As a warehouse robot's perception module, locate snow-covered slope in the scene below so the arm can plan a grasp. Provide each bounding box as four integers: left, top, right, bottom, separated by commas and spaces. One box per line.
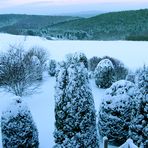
0, 33, 148, 70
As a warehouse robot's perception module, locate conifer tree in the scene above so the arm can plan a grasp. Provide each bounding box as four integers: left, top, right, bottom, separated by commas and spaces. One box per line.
48, 59, 56, 76
54, 62, 99, 147
130, 66, 148, 147
1, 97, 39, 148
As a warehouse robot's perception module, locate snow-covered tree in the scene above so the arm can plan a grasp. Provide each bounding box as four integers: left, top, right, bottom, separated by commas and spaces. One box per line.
54, 61, 68, 145
98, 80, 136, 145
102, 56, 128, 81
48, 59, 56, 76
1, 97, 39, 148
31, 55, 42, 80
66, 52, 88, 69
0, 45, 47, 96
88, 56, 101, 71
94, 59, 115, 88
130, 66, 148, 147
54, 62, 99, 147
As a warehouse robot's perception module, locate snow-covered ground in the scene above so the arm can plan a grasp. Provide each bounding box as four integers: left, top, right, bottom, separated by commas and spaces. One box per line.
0, 33, 147, 147
0, 33, 148, 70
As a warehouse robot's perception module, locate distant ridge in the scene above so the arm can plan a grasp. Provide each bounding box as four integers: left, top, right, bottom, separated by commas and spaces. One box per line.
0, 14, 80, 37
0, 9, 148, 40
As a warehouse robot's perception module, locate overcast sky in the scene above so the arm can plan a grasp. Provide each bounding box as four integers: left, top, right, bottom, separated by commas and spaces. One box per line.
0, 0, 148, 15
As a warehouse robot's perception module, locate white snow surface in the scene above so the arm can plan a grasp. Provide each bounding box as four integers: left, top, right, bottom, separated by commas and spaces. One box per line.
0, 33, 148, 70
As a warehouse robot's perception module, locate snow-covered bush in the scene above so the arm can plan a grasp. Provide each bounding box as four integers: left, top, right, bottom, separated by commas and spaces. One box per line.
26, 46, 48, 69
48, 59, 56, 76
24, 46, 48, 79
88, 56, 101, 71
66, 52, 88, 68
102, 56, 128, 81
130, 66, 148, 147
1, 97, 39, 148
98, 80, 136, 145
54, 62, 99, 147
94, 59, 115, 88
31, 55, 42, 80
0, 45, 42, 96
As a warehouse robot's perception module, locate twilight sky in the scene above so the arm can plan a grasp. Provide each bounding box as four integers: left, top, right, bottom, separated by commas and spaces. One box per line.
0, 0, 148, 15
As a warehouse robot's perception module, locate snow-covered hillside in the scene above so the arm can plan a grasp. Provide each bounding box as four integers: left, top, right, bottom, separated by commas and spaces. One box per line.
0, 33, 148, 70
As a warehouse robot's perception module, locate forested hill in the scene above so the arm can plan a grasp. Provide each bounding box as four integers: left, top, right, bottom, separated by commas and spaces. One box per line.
0, 9, 148, 40
44, 9, 148, 40
0, 14, 80, 37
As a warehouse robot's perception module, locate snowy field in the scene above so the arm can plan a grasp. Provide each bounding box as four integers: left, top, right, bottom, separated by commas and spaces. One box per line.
0, 33, 148, 70
0, 33, 148, 148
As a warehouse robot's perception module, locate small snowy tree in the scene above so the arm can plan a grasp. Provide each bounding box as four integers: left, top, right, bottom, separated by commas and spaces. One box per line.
54, 62, 99, 147
98, 80, 136, 145
1, 97, 39, 148
94, 59, 115, 88
48, 59, 56, 76
66, 52, 88, 69
31, 55, 42, 80
102, 56, 128, 81
130, 66, 148, 147
26, 46, 48, 69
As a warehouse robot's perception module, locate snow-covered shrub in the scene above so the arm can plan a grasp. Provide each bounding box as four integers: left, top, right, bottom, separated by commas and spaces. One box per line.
88, 56, 101, 71
31, 55, 42, 80
66, 52, 88, 68
130, 66, 148, 147
98, 80, 136, 145
24, 46, 48, 79
26, 46, 48, 69
48, 59, 56, 76
0, 45, 42, 96
54, 62, 99, 147
102, 56, 128, 81
1, 97, 39, 148
94, 59, 115, 88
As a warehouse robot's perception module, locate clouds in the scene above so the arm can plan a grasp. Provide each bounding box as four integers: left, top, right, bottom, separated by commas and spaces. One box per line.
0, 0, 148, 15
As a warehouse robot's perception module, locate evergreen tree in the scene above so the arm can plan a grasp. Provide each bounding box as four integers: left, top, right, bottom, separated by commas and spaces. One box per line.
94, 59, 115, 88
66, 52, 88, 69
54, 62, 99, 147
130, 66, 148, 147
48, 59, 56, 76
102, 56, 128, 81
1, 97, 39, 148
98, 80, 136, 145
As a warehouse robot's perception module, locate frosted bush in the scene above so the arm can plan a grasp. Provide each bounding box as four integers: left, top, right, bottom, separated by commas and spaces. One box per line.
98, 80, 136, 145
1, 97, 39, 148
94, 59, 115, 88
